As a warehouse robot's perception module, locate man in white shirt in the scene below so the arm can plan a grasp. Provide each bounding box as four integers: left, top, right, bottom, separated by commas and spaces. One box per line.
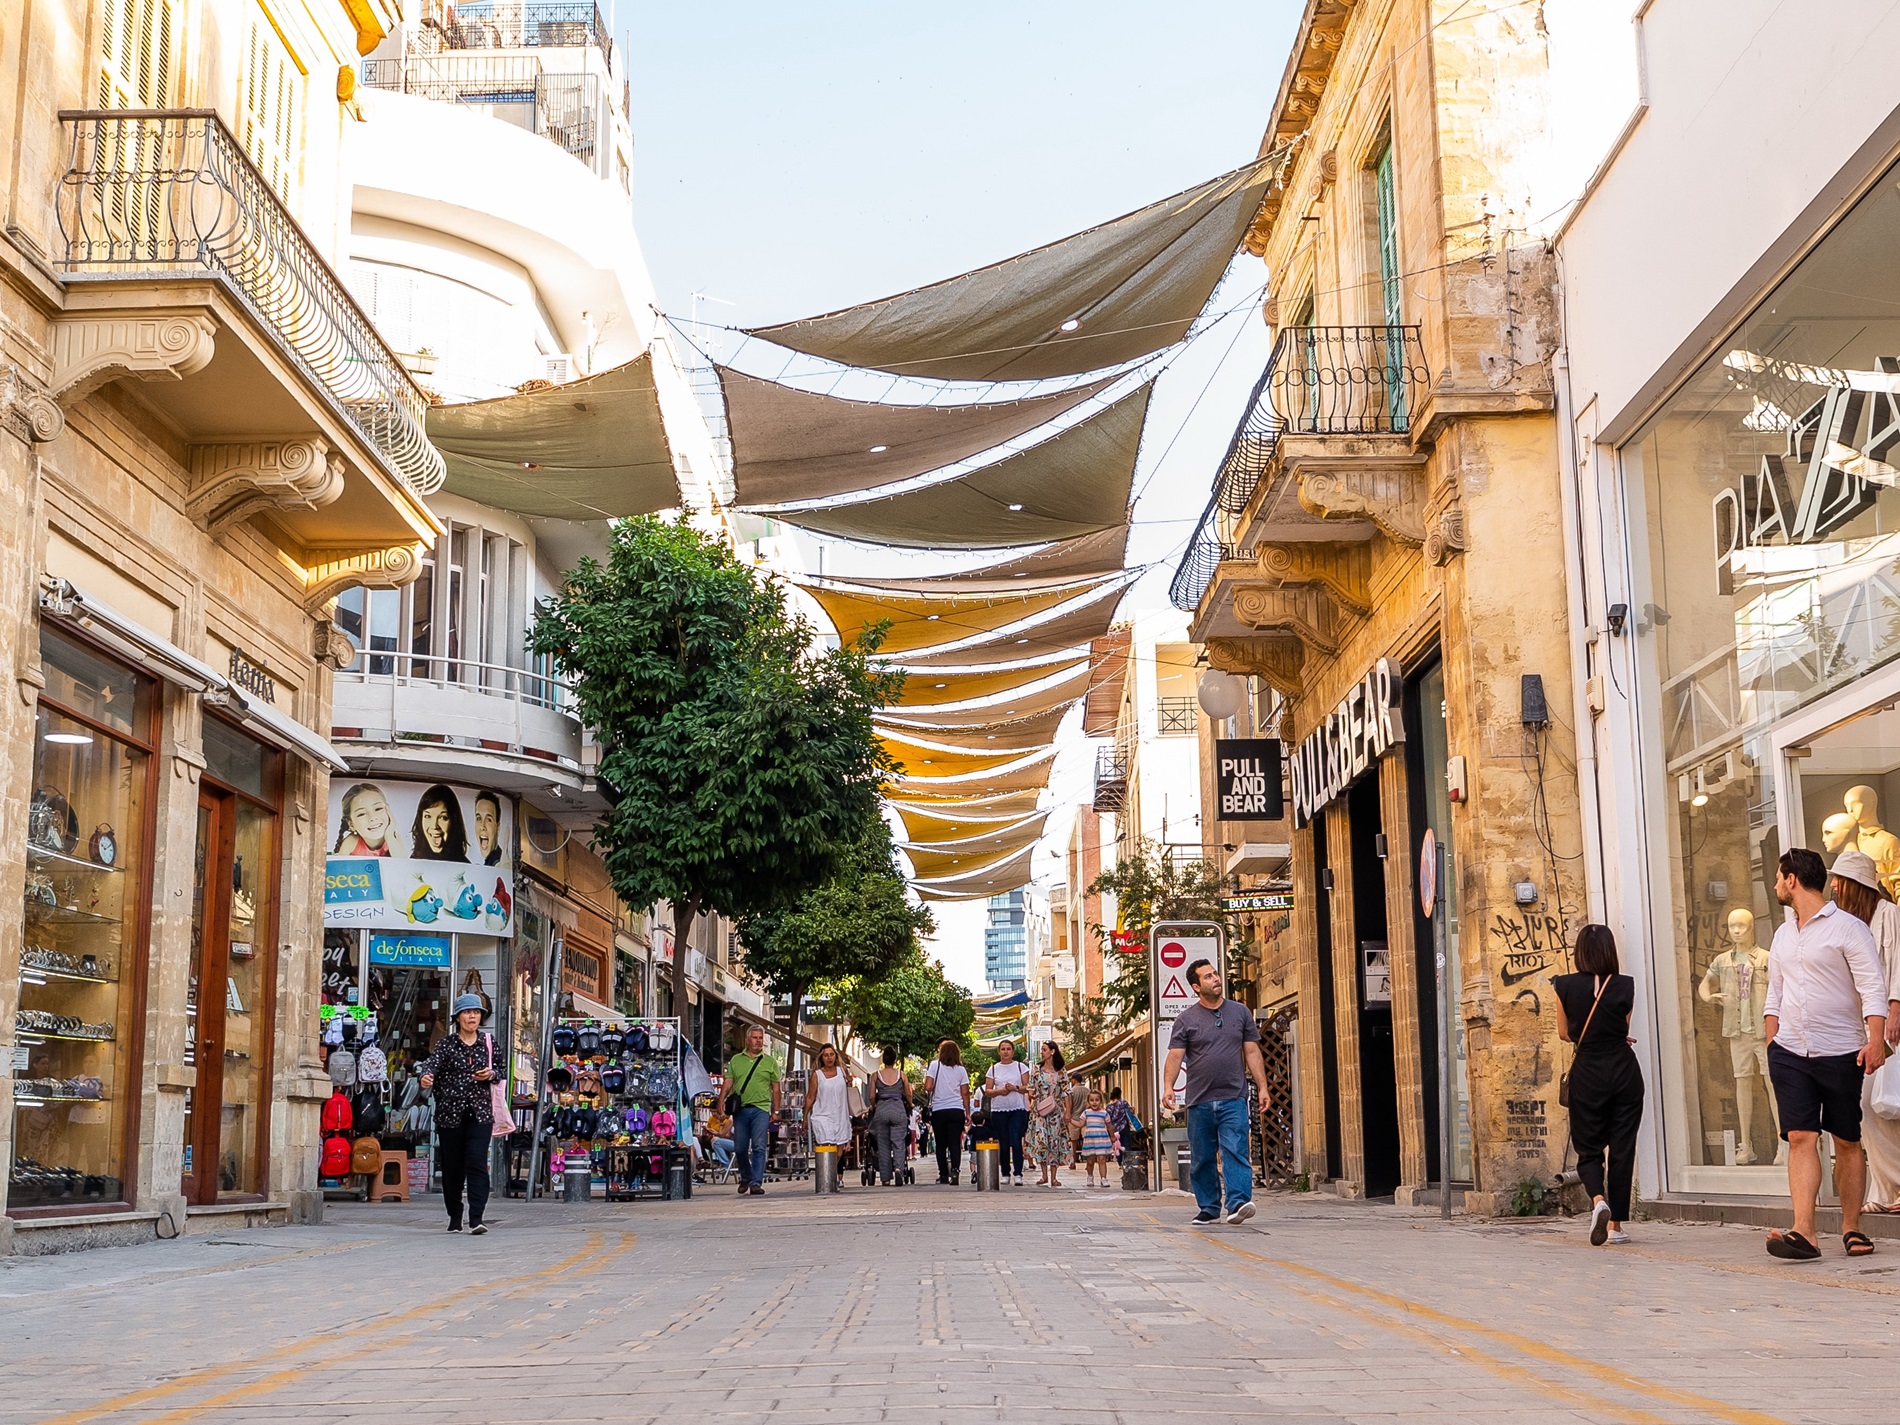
1764, 847, 1889, 1260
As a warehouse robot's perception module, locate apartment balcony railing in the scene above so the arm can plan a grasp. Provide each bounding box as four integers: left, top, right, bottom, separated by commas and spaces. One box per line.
332, 654, 584, 772
1157, 696, 1197, 735
417, 1, 613, 59
360, 55, 601, 166
1170, 323, 1427, 612
1092, 745, 1128, 814
55, 110, 445, 497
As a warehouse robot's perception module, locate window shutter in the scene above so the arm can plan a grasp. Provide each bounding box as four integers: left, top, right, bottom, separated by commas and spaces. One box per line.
239, 2, 304, 202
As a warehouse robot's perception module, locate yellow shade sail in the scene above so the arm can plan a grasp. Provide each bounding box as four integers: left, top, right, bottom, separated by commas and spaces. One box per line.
803, 577, 1114, 655
904, 831, 1044, 883
893, 658, 1088, 709
886, 577, 1129, 668
912, 844, 1038, 901
896, 809, 1050, 847
888, 786, 1047, 817
877, 705, 1069, 751
880, 734, 1046, 780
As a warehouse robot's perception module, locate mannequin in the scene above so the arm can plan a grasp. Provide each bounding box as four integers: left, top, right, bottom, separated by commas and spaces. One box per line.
1846, 786, 1900, 900
1823, 812, 1858, 855
1698, 907, 1778, 1165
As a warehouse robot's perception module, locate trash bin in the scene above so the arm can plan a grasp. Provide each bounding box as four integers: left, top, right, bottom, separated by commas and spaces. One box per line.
663, 1146, 693, 1201
972, 1141, 1000, 1191
563, 1158, 593, 1203
1175, 1146, 1192, 1192
813, 1144, 840, 1194
1121, 1156, 1148, 1192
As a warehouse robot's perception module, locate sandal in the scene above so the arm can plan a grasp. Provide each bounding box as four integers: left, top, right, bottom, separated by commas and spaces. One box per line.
1766, 1229, 1821, 1260
1844, 1230, 1876, 1257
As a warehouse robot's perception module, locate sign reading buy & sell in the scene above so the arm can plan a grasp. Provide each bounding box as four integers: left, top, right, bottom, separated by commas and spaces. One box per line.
324, 780, 514, 935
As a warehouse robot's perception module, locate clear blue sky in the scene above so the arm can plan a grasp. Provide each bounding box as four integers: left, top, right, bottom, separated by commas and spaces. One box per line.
620, 1, 1301, 991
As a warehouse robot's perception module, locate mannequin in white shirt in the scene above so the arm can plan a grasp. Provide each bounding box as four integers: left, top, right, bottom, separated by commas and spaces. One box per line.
1698, 908, 1778, 1163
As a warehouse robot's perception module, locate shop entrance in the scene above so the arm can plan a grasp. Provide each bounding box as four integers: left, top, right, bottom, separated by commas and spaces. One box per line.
1312, 812, 1344, 1181
1347, 774, 1402, 1198
180, 749, 279, 1204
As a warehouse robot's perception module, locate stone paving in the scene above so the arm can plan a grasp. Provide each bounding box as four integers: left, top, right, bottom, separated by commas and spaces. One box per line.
3, 1181, 1897, 1424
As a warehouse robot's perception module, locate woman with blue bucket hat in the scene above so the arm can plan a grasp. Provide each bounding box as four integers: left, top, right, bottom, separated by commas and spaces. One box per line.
419, 992, 502, 1234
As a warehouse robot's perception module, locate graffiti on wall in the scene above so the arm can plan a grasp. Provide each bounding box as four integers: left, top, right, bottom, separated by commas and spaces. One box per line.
1504, 1097, 1549, 1161
1491, 910, 1569, 986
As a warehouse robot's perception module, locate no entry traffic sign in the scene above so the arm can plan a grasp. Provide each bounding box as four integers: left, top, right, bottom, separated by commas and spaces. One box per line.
1151, 924, 1219, 1027
1159, 940, 1187, 969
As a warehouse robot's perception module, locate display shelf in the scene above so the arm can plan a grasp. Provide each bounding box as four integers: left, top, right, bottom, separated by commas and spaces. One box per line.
12, 1092, 109, 1106
18, 963, 117, 986
26, 844, 123, 874
12, 1028, 115, 1045
24, 903, 121, 927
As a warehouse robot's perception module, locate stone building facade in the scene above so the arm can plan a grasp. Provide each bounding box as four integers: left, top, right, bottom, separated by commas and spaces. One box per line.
1175, 0, 1624, 1208
0, 0, 438, 1252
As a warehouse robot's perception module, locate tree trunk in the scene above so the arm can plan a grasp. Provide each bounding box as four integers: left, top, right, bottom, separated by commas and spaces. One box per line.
787, 979, 808, 1071
671, 897, 697, 1031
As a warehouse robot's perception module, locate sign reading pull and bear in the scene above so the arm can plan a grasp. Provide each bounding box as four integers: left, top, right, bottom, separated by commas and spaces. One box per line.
1287, 657, 1405, 828
1214, 738, 1284, 821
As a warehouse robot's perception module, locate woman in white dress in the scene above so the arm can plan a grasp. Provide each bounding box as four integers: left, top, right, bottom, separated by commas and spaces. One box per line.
1830, 850, 1900, 1211
808, 1044, 858, 1192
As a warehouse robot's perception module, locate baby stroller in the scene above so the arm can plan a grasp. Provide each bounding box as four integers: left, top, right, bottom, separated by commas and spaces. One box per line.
858, 1111, 918, 1186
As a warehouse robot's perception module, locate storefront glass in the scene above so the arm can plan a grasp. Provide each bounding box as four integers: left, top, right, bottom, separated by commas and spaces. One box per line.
1415, 663, 1472, 1183
1623, 156, 1900, 1180
13, 629, 154, 1210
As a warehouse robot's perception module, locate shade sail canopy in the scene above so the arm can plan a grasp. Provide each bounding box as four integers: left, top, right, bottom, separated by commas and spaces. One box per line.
912, 844, 1037, 901
896, 808, 1049, 847
899, 818, 1049, 857
724, 366, 1114, 506
747, 158, 1281, 381
817, 527, 1132, 595
884, 578, 1129, 668
893, 746, 1056, 792
881, 733, 1044, 780
1082, 625, 1132, 736
885, 662, 1093, 726
877, 705, 1069, 750
889, 786, 1047, 817
802, 574, 1117, 656
426, 353, 679, 519
778, 383, 1151, 549
893, 657, 1088, 709
904, 827, 1044, 882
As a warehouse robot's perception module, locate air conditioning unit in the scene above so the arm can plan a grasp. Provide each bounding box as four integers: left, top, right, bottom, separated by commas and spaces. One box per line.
544, 353, 576, 384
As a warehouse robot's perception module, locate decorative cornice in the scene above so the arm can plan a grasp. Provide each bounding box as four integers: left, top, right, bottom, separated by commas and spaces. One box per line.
2, 365, 64, 442
48, 312, 217, 401
1296, 463, 1427, 547
1425, 503, 1467, 566
1258, 542, 1372, 615
1206, 634, 1305, 700
188, 439, 345, 535
1232, 582, 1347, 655
302, 543, 425, 613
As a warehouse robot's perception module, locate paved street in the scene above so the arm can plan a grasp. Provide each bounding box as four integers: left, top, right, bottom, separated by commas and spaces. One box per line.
3, 1185, 1896, 1424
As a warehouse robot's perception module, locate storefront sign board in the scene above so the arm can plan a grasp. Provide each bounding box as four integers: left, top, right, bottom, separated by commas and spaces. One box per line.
1221, 891, 1293, 913
368, 933, 452, 968
1214, 738, 1284, 820
324, 780, 514, 935
1287, 658, 1405, 828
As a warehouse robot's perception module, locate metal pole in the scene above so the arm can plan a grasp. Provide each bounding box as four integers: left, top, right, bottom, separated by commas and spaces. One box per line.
1436, 844, 1453, 1221
525, 931, 564, 1201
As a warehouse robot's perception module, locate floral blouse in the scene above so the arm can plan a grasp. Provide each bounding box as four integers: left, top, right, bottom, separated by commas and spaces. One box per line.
419, 1032, 495, 1129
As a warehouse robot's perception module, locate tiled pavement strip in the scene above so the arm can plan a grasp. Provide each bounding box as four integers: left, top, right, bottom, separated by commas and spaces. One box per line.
2, 1186, 1896, 1424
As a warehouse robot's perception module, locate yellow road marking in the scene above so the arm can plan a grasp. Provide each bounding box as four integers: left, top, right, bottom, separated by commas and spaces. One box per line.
1186, 1231, 1789, 1425
41, 1230, 634, 1425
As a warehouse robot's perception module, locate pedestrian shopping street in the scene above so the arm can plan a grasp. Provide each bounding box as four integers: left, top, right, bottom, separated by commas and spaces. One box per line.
3, 1187, 1891, 1425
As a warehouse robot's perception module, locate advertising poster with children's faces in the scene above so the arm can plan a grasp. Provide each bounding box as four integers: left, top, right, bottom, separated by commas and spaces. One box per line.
324, 780, 514, 936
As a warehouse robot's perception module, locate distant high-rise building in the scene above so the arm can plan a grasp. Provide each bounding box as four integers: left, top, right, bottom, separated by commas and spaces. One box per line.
985, 890, 1029, 989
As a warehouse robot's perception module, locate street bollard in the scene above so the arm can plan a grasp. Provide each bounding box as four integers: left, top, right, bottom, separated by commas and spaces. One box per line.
813, 1144, 840, 1194
972, 1141, 1000, 1191
563, 1159, 592, 1203
1175, 1146, 1192, 1192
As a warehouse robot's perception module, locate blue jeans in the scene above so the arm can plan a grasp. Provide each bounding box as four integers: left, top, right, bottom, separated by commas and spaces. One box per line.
990, 1108, 1028, 1177
1186, 1098, 1253, 1214
711, 1137, 734, 1169
733, 1106, 770, 1187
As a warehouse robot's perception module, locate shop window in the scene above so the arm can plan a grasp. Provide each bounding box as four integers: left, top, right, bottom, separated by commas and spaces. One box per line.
13, 629, 156, 1212
1625, 154, 1900, 1177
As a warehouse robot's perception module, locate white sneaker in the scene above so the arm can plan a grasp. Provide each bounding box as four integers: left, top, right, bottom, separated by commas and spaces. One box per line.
1013, 1175, 1024, 1186
1607, 1229, 1631, 1245
1589, 1200, 1611, 1246
1225, 1201, 1257, 1225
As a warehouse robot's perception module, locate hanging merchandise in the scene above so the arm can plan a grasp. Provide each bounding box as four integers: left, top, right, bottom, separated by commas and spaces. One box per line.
528, 1017, 690, 1203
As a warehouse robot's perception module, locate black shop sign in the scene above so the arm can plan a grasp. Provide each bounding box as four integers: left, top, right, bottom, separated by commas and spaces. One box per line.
1215, 738, 1284, 821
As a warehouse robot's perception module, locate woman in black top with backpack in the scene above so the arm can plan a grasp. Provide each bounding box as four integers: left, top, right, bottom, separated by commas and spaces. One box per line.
1554, 924, 1645, 1246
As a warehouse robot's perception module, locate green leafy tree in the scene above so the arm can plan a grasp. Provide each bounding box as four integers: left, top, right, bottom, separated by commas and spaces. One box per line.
530, 517, 902, 1015
1054, 993, 1113, 1061
838, 950, 975, 1062
1086, 838, 1255, 1027
735, 810, 934, 1063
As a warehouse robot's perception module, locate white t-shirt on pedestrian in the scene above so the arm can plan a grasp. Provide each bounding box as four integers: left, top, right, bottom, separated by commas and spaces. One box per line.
927, 1062, 969, 1112
986, 1060, 1028, 1112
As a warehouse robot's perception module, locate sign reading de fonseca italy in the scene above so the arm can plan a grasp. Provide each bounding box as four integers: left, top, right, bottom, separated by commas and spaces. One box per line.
1288, 657, 1404, 828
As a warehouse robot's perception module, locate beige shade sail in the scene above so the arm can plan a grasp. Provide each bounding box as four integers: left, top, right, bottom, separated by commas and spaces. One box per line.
904, 828, 1044, 883
1082, 625, 1133, 736
912, 844, 1037, 901
802, 574, 1117, 656
876, 704, 1069, 750
778, 383, 1151, 549
896, 808, 1049, 847
426, 353, 680, 520
889, 786, 1047, 817
724, 366, 1115, 506
880, 733, 1045, 781
893, 657, 1088, 709
884, 578, 1130, 668
813, 527, 1132, 596
898, 817, 1049, 857
747, 157, 1283, 381
884, 663, 1093, 726
894, 746, 1056, 790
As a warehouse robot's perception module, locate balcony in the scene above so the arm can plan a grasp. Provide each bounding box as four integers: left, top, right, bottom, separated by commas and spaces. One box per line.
1157, 695, 1197, 735
1092, 745, 1128, 814
415, 1, 614, 58
51, 110, 444, 568
361, 55, 601, 167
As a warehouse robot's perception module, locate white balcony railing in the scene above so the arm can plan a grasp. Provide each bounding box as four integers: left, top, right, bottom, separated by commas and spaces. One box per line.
332, 655, 583, 771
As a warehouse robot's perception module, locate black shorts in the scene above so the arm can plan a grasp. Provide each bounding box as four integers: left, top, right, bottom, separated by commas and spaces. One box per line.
1767, 1041, 1864, 1142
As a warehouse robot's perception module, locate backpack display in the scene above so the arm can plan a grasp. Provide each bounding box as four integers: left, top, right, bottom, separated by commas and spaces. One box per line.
356, 1044, 388, 1084
320, 1090, 353, 1133
320, 1134, 354, 1177
327, 1048, 357, 1087
350, 1136, 383, 1175
352, 1088, 386, 1136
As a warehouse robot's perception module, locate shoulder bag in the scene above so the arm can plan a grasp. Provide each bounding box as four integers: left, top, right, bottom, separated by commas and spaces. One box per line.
1034, 1070, 1064, 1119
1557, 977, 1607, 1109
486, 1035, 513, 1137
724, 1055, 764, 1119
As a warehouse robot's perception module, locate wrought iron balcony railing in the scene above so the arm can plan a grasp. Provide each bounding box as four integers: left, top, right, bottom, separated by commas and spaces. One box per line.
417, 1, 613, 58
1157, 696, 1197, 735
360, 55, 601, 166
1169, 323, 1428, 612
55, 110, 446, 498
1093, 745, 1128, 814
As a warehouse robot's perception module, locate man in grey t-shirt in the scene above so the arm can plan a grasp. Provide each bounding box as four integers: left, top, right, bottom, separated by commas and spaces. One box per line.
1164, 958, 1271, 1226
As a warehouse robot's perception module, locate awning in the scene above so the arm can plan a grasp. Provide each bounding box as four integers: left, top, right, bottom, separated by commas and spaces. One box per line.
724, 365, 1114, 506
747, 156, 1284, 381
893, 657, 1089, 710
225, 691, 350, 772
882, 578, 1129, 668
880, 733, 1045, 781
1066, 1018, 1149, 1076
1082, 625, 1132, 737
813, 527, 1131, 595
972, 989, 1031, 1012
895, 809, 1050, 848
425, 353, 679, 520
877, 704, 1069, 751
801, 574, 1117, 656
777, 383, 1150, 549
912, 843, 1037, 901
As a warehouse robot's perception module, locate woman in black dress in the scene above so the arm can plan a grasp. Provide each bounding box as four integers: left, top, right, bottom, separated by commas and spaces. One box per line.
1554, 925, 1645, 1246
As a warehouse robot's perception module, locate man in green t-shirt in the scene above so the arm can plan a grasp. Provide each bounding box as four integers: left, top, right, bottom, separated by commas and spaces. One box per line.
725, 1025, 782, 1195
